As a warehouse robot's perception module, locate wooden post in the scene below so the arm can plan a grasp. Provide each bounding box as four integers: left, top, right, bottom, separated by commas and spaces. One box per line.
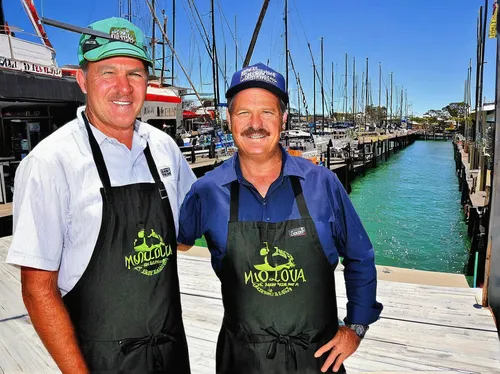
371, 139, 376, 167
191, 146, 196, 164
362, 138, 366, 176
327, 139, 332, 169
483, 7, 500, 321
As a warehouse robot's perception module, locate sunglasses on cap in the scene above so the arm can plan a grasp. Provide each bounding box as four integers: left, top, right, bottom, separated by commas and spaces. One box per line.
81, 35, 148, 54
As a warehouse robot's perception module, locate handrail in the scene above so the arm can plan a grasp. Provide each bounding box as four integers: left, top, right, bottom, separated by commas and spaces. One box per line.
0, 25, 56, 54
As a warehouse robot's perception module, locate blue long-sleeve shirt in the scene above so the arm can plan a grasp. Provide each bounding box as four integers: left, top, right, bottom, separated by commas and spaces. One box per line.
178, 147, 383, 325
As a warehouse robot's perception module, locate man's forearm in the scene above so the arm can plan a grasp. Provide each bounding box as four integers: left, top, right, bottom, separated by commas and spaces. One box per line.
22, 270, 88, 373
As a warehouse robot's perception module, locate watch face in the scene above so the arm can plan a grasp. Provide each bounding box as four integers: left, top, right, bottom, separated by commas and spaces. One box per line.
347, 324, 368, 339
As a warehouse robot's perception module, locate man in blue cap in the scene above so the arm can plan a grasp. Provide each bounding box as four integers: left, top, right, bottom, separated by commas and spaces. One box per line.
8, 17, 194, 373
178, 62, 383, 373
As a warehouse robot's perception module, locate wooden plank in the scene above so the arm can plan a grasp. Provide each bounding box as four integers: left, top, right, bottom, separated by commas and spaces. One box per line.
0, 203, 12, 218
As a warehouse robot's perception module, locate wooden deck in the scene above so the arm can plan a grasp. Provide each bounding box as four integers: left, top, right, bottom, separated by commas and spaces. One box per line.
0, 203, 12, 219
1, 236, 499, 373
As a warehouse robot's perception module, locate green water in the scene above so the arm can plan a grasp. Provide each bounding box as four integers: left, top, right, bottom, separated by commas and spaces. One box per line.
349, 140, 470, 274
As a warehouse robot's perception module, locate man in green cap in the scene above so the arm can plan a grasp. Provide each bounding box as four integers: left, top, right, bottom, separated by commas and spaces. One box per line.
7, 17, 195, 373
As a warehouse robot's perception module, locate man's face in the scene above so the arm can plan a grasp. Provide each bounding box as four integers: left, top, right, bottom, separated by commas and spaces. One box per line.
76, 56, 148, 130
227, 88, 287, 157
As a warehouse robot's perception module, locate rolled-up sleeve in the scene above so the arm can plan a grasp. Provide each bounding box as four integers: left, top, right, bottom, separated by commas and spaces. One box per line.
7, 156, 68, 270
177, 186, 202, 246
331, 176, 383, 325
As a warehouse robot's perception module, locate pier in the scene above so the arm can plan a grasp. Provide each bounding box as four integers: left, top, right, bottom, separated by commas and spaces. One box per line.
453, 138, 490, 290
325, 133, 418, 192
1, 237, 499, 373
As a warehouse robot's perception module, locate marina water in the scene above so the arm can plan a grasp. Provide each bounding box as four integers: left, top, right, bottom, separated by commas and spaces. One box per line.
349, 140, 470, 274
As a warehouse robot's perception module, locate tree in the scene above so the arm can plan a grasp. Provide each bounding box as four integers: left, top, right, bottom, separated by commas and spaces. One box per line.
442, 102, 467, 118
365, 105, 387, 125
424, 109, 450, 120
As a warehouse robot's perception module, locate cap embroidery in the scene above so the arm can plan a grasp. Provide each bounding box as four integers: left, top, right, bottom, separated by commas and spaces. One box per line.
109, 27, 137, 45
240, 66, 278, 85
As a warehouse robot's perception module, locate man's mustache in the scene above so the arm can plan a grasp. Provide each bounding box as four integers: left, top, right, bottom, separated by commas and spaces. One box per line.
241, 127, 270, 137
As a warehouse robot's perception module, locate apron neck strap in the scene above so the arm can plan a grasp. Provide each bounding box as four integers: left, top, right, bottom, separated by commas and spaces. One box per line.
289, 176, 311, 218
82, 112, 112, 192
143, 145, 169, 200
229, 176, 310, 222
229, 182, 240, 221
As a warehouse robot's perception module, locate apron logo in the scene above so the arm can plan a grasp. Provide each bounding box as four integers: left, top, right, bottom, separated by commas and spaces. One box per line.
160, 167, 171, 177
289, 227, 306, 238
244, 242, 306, 297
125, 228, 172, 276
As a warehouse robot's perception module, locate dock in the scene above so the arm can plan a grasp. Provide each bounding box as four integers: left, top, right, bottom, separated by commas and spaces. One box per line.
1, 237, 499, 373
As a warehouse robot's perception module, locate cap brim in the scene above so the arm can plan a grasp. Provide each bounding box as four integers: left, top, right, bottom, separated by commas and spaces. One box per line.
225, 80, 289, 105
84, 41, 152, 65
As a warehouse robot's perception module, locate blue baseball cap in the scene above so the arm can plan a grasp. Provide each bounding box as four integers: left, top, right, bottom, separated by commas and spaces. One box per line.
225, 63, 289, 105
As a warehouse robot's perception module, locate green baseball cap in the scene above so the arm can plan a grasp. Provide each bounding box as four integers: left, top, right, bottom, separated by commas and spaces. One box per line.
78, 17, 152, 66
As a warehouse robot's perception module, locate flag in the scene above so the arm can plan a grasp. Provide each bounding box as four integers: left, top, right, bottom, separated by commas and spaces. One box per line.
489, 0, 498, 38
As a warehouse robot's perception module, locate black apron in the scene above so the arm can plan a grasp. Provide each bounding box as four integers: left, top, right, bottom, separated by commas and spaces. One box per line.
63, 114, 190, 373
216, 176, 344, 374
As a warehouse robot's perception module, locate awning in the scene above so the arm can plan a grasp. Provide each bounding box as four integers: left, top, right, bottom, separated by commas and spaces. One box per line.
0, 69, 85, 103
183, 110, 199, 119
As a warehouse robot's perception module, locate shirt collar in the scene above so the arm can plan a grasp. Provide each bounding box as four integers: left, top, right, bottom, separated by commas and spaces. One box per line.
76, 105, 149, 146
221, 144, 307, 186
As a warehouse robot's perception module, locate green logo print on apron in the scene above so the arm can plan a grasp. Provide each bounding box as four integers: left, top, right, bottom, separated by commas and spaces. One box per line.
244, 241, 307, 297
126, 228, 173, 276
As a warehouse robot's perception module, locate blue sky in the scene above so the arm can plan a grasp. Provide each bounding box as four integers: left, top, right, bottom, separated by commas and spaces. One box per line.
4, 0, 497, 116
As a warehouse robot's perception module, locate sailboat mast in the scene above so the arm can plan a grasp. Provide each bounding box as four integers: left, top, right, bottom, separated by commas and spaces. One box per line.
285, 0, 289, 129
352, 57, 356, 128
378, 62, 381, 126
224, 45, 227, 92
361, 71, 365, 120
321, 37, 324, 132
405, 89, 408, 122
161, 10, 166, 86
331, 62, 334, 118
385, 87, 389, 130
172, 0, 176, 85
344, 53, 347, 122
211, 0, 218, 117
235, 15, 238, 71
313, 61, 316, 127
365, 57, 368, 129
151, 0, 156, 75
298, 71, 301, 122
390, 72, 393, 128
243, 1, 270, 67
400, 88, 404, 126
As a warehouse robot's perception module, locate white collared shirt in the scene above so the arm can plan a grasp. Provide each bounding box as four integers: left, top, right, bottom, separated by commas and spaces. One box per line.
7, 106, 197, 295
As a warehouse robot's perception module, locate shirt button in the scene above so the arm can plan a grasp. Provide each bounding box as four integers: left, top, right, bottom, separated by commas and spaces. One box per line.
262, 201, 267, 206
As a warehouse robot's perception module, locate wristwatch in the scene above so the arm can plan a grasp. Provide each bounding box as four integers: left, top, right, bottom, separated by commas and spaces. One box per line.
343, 320, 369, 339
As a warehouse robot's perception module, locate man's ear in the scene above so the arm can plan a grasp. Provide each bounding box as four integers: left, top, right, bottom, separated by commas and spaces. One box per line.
76, 69, 87, 94
226, 109, 232, 132
282, 111, 288, 130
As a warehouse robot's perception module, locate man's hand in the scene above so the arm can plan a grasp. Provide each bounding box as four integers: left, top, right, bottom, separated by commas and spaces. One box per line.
314, 326, 361, 372
177, 243, 193, 252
